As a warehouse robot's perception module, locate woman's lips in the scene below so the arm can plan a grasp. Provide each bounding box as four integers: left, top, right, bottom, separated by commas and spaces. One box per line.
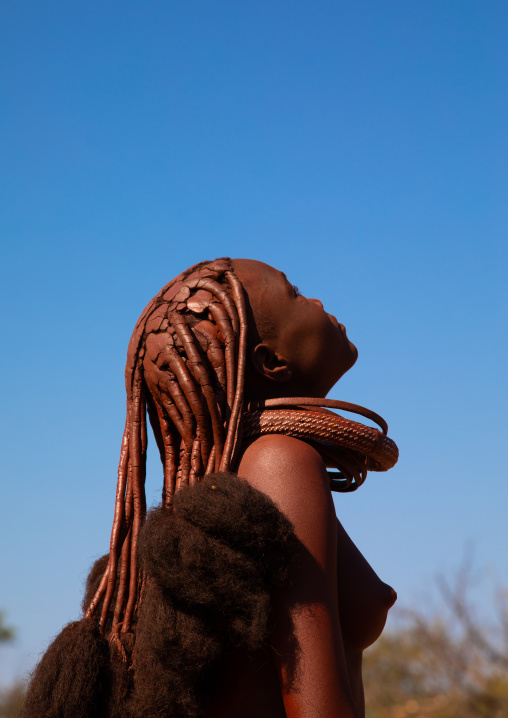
329, 314, 349, 338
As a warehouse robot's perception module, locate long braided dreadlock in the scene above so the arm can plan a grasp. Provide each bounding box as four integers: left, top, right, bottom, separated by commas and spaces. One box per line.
85, 258, 249, 642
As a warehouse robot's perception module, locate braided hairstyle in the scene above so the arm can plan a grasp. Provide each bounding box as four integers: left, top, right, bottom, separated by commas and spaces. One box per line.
85, 258, 249, 644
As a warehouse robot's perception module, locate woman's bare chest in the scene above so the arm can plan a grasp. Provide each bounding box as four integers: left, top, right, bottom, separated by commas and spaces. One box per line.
336, 518, 397, 651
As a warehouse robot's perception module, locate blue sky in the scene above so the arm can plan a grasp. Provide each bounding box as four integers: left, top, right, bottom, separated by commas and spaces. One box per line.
1, 0, 507, 682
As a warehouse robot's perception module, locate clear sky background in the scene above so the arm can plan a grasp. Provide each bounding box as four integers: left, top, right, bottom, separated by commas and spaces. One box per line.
1, 0, 507, 684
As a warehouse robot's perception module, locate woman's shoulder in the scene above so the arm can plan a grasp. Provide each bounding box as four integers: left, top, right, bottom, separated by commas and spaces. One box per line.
238, 434, 328, 491
239, 433, 327, 467
237, 435, 336, 554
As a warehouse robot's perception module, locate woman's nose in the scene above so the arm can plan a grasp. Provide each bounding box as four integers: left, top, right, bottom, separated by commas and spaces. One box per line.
309, 298, 324, 309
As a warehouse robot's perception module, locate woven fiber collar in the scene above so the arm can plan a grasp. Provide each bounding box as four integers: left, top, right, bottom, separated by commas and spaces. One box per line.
242, 397, 399, 492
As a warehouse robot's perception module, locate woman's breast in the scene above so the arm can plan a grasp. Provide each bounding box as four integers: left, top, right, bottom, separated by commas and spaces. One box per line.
336, 518, 397, 652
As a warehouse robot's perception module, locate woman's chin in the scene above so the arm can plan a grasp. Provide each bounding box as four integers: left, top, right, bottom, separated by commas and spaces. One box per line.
349, 341, 359, 366
332, 347, 358, 387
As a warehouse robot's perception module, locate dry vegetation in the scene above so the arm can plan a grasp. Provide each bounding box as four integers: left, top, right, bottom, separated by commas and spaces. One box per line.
364, 562, 508, 718
0, 684, 24, 718
0, 613, 23, 718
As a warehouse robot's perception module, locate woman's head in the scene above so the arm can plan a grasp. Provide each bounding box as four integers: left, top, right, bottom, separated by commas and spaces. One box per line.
129, 257, 356, 495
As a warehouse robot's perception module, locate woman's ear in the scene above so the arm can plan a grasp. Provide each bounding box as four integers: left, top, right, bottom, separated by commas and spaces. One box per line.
250, 343, 293, 383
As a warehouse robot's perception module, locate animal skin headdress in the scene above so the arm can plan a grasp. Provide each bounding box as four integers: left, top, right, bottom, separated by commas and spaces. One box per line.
85, 258, 398, 648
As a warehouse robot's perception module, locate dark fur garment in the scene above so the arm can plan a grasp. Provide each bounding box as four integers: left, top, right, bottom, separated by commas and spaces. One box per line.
22, 472, 301, 718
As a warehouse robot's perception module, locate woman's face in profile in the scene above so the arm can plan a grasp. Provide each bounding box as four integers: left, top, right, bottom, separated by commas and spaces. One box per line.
232, 259, 358, 397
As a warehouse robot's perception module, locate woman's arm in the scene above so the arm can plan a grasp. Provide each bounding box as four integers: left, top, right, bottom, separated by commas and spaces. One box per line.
238, 434, 360, 718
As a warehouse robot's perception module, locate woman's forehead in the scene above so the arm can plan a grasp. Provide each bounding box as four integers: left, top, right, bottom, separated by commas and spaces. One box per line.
232, 258, 288, 290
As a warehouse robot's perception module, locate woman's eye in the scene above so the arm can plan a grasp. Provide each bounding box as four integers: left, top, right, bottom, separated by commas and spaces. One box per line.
292, 285, 301, 297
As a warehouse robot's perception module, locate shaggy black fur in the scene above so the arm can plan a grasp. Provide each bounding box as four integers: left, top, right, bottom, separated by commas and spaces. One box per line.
21, 619, 111, 718
22, 473, 301, 718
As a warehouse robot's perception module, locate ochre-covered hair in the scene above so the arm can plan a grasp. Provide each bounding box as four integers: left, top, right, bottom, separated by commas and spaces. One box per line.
85, 258, 249, 645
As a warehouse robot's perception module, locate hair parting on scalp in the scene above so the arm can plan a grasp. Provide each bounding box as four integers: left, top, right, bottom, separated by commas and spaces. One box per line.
85, 259, 249, 646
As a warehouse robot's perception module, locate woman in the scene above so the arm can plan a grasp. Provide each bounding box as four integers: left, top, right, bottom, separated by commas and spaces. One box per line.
23, 258, 398, 718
